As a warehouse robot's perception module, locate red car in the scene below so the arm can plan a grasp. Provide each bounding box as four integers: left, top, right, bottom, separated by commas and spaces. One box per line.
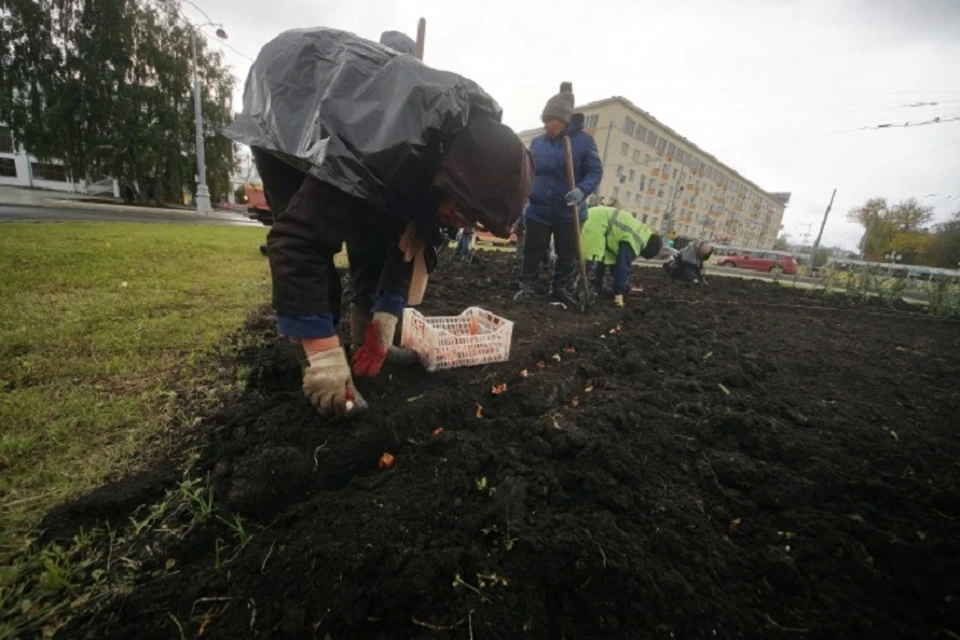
716, 250, 798, 275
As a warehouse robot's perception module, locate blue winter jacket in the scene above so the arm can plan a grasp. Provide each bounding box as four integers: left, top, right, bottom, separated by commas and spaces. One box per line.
524, 115, 603, 225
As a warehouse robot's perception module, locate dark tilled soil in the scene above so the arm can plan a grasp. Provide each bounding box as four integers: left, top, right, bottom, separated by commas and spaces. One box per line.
50, 252, 960, 639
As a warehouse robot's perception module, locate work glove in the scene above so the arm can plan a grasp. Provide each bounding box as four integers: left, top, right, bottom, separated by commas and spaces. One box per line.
351, 304, 419, 368
303, 347, 368, 417
352, 311, 398, 377
564, 187, 585, 205
613, 294, 625, 308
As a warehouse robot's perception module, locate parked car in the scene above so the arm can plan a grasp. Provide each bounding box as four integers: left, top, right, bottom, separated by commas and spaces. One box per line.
716, 250, 798, 275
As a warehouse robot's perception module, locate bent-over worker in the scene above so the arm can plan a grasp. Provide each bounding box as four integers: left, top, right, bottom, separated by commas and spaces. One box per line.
227, 28, 533, 418
663, 240, 713, 283
581, 205, 663, 307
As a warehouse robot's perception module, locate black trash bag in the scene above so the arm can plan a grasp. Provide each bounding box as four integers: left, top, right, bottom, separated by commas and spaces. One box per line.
223, 27, 501, 234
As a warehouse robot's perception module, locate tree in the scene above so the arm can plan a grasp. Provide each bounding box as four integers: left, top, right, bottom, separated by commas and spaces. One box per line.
773, 232, 790, 250
847, 197, 935, 258
925, 212, 960, 269
0, 0, 237, 204
887, 198, 935, 232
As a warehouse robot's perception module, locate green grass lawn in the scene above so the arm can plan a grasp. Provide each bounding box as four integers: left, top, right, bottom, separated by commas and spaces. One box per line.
0, 222, 271, 547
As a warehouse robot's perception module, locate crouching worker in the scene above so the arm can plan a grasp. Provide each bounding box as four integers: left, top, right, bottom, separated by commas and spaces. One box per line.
580, 205, 663, 307
225, 27, 533, 418
663, 240, 713, 283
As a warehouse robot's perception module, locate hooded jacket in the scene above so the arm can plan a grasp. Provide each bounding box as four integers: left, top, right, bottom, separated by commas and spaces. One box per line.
524, 114, 603, 226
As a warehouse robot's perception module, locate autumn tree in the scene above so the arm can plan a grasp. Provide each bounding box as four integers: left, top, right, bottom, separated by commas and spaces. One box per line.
925, 212, 960, 269
0, 0, 236, 203
848, 197, 935, 258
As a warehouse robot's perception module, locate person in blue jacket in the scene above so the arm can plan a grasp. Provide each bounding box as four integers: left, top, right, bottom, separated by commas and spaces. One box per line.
514, 82, 603, 305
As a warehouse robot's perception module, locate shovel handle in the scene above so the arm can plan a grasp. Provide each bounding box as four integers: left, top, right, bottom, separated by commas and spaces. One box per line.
563, 136, 591, 309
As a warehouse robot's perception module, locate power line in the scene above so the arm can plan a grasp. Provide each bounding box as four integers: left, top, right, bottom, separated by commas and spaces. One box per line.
862, 115, 960, 130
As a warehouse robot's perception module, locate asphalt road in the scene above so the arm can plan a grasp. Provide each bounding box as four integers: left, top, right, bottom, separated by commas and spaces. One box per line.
0, 204, 263, 227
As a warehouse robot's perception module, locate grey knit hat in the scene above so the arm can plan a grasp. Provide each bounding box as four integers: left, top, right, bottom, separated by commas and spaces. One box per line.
541, 81, 575, 123
379, 30, 416, 55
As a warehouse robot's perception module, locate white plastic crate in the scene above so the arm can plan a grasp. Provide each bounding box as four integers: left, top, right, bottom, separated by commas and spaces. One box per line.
401, 306, 514, 372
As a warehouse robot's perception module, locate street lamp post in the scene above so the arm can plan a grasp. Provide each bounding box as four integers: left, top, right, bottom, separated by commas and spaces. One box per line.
189, 22, 227, 215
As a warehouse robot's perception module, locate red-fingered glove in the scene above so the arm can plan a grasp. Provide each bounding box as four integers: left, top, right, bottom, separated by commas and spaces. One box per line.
351, 312, 398, 377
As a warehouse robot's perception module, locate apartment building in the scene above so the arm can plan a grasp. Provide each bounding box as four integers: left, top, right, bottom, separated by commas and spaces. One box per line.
518, 96, 790, 249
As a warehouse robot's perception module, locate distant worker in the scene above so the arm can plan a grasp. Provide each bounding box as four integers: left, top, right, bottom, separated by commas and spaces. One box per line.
454, 225, 475, 261
581, 205, 663, 307
515, 82, 603, 305
663, 240, 713, 283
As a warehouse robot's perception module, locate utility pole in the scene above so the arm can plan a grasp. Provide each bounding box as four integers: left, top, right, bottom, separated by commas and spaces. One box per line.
808, 188, 837, 273
191, 28, 212, 215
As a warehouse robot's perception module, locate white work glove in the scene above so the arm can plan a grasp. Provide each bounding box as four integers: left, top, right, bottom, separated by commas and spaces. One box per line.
303, 347, 368, 417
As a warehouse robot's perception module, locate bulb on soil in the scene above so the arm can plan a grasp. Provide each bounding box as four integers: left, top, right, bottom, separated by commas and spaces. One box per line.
378, 453, 395, 470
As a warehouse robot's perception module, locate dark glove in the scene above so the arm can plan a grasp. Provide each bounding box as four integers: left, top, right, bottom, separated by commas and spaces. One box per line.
565, 187, 585, 205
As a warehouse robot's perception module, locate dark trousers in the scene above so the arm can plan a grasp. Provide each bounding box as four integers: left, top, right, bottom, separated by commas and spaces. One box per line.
253, 148, 409, 323
589, 241, 636, 295
521, 219, 578, 293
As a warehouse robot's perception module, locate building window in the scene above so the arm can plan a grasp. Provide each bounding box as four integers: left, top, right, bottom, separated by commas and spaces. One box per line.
646, 131, 658, 147
612, 186, 620, 199
634, 193, 642, 205
31, 162, 69, 182
656, 139, 667, 154
620, 142, 629, 156
632, 149, 641, 163
0, 157, 17, 177
638, 175, 646, 190
584, 114, 599, 129
0, 127, 14, 154
642, 213, 649, 223
667, 142, 676, 157
676, 149, 685, 164
636, 124, 648, 141
628, 169, 635, 182
625, 190, 632, 203
623, 117, 636, 136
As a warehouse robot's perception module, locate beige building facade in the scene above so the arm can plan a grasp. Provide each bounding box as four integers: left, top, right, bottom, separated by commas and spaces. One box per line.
518, 96, 790, 249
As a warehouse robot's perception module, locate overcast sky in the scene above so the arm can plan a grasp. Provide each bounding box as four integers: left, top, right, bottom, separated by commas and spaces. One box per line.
187, 0, 960, 251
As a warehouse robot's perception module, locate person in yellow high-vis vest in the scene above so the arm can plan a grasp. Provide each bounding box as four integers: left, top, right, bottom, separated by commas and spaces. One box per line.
581, 205, 663, 307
